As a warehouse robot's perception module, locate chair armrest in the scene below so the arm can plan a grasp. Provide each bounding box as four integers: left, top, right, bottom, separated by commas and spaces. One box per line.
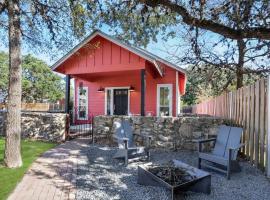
229, 143, 246, 151
196, 138, 216, 153
134, 133, 152, 148
113, 136, 129, 149
121, 138, 129, 149
134, 133, 152, 140
113, 135, 129, 141
195, 138, 216, 144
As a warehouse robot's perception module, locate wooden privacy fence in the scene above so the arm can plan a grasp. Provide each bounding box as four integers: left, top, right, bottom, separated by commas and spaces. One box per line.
192, 77, 270, 177
0, 103, 64, 112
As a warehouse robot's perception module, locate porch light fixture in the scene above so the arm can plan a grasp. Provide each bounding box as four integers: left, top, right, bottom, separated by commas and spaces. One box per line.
97, 87, 105, 92
129, 86, 135, 92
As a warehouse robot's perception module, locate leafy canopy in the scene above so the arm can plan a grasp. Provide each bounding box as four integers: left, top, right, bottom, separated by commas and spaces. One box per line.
182, 64, 261, 105
0, 52, 64, 103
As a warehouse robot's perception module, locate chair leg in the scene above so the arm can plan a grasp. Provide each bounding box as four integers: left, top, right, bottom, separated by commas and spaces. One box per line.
227, 164, 231, 180
227, 149, 232, 180
147, 149, 150, 161
124, 140, 128, 166
198, 142, 202, 169
124, 151, 128, 166
198, 158, 202, 169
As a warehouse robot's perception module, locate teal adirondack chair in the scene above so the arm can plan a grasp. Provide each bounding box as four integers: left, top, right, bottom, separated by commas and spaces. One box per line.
197, 125, 245, 179
113, 120, 152, 165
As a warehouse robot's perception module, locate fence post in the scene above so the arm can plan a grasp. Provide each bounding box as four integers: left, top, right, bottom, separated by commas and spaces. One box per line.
267, 76, 270, 178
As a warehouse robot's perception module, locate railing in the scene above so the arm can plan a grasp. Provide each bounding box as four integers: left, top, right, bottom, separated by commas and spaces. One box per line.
68, 107, 94, 142
192, 77, 270, 177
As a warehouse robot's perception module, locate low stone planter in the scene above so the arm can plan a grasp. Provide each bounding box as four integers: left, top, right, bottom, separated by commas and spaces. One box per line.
93, 115, 225, 150
0, 111, 67, 143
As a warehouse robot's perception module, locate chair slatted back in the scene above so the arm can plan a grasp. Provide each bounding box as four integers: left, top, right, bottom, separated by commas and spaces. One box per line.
224, 127, 243, 160
114, 120, 134, 148
212, 125, 231, 157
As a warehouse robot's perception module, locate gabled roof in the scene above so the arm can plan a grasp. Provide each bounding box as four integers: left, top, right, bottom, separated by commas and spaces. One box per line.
51, 30, 186, 75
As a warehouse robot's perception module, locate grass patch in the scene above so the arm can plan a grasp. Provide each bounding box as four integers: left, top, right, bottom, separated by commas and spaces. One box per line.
0, 137, 57, 200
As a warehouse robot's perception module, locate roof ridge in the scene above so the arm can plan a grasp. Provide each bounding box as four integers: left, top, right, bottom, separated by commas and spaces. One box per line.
51, 29, 186, 74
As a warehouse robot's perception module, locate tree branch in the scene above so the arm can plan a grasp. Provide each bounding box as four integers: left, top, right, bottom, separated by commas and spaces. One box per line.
243, 68, 270, 74
0, 0, 7, 14
140, 0, 270, 40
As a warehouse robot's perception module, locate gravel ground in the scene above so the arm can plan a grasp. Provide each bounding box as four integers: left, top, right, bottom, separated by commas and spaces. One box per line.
76, 144, 270, 200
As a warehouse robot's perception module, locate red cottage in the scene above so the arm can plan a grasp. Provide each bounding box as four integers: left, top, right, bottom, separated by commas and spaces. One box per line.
52, 30, 187, 122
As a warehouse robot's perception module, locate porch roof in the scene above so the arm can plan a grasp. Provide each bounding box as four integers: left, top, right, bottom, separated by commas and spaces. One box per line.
51, 30, 186, 76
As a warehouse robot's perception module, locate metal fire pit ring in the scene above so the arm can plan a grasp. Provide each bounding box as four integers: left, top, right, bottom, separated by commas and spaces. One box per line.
137, 159, 211, 200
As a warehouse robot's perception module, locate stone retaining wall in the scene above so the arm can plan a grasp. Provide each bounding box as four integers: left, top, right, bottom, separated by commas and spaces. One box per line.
93, 115, 226, 150
0, 111, 67, 143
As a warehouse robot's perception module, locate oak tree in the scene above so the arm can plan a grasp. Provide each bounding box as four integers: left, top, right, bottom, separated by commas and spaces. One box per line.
90, 0, 270, 88
0, 0, 94, 168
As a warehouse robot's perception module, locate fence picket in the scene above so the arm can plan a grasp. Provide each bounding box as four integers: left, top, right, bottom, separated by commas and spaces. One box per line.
250, 84, 255, 162
254, 81, 260, 166
242, 87, 246, 154
265, 76, 270, 178
246, 86, 251, 158
259, 79, 265, 168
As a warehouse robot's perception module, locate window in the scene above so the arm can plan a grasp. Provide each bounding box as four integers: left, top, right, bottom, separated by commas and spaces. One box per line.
157, 84, 172, 116
78, 87, 88, 119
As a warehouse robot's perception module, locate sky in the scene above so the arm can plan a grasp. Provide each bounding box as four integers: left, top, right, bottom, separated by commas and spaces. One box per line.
0, 25, 181, 67
0, 22, 229, 72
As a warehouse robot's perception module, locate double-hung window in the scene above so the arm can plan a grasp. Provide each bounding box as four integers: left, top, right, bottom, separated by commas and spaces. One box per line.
157, 84, 172, 116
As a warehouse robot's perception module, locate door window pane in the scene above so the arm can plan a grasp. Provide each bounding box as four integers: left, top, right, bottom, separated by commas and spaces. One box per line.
78, 87, 88, 119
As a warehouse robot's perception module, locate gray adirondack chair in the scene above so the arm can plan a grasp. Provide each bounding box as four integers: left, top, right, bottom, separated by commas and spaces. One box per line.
113, 120, 152, 165
197, 125, 245, 179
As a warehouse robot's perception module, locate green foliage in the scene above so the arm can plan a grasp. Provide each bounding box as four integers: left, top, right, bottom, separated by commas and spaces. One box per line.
182, 65, 261, 105
0, 52, 64, 103
0, 53, 9, 100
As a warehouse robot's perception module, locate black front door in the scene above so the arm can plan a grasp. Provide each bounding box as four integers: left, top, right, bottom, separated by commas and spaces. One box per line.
114, 89, 128, 115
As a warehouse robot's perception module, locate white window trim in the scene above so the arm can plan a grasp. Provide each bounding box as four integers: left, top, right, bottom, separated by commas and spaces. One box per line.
176, 72, 181, 116
73, 78, 76, 123
77, 86, 88, 120
157, 84, 173, 117
105, 86, 130, 115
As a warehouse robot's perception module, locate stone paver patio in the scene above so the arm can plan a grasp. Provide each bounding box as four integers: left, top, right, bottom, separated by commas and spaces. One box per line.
8, 138, 89, 200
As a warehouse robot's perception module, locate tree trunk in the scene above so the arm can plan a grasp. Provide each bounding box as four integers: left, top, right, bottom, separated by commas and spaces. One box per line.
236, 39, 245, 89
4, 0, 22, 168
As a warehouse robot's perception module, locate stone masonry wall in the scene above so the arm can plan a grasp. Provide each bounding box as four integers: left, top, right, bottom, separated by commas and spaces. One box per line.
0, 111, 67, 143
93, 115, 226, 150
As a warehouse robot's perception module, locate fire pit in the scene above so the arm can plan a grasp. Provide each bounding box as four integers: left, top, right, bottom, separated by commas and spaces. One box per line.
138, 160, 211, 200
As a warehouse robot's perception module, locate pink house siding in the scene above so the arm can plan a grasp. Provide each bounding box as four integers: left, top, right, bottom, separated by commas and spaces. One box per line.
145, 65, 177, 116
52, 30, 187, 122
74, 70, 142, 117
55, 36, 146, 75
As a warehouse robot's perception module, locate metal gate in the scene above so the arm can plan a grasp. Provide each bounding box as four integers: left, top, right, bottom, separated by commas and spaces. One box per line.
68, 107, 94, 141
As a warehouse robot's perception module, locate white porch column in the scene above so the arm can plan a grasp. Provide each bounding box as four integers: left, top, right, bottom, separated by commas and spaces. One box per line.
267, 76, 270, 178
176, 72, 181, 116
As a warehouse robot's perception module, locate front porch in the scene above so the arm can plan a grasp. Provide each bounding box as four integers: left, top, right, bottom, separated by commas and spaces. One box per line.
65, 67, 183, 125
65, 69, 147, 119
